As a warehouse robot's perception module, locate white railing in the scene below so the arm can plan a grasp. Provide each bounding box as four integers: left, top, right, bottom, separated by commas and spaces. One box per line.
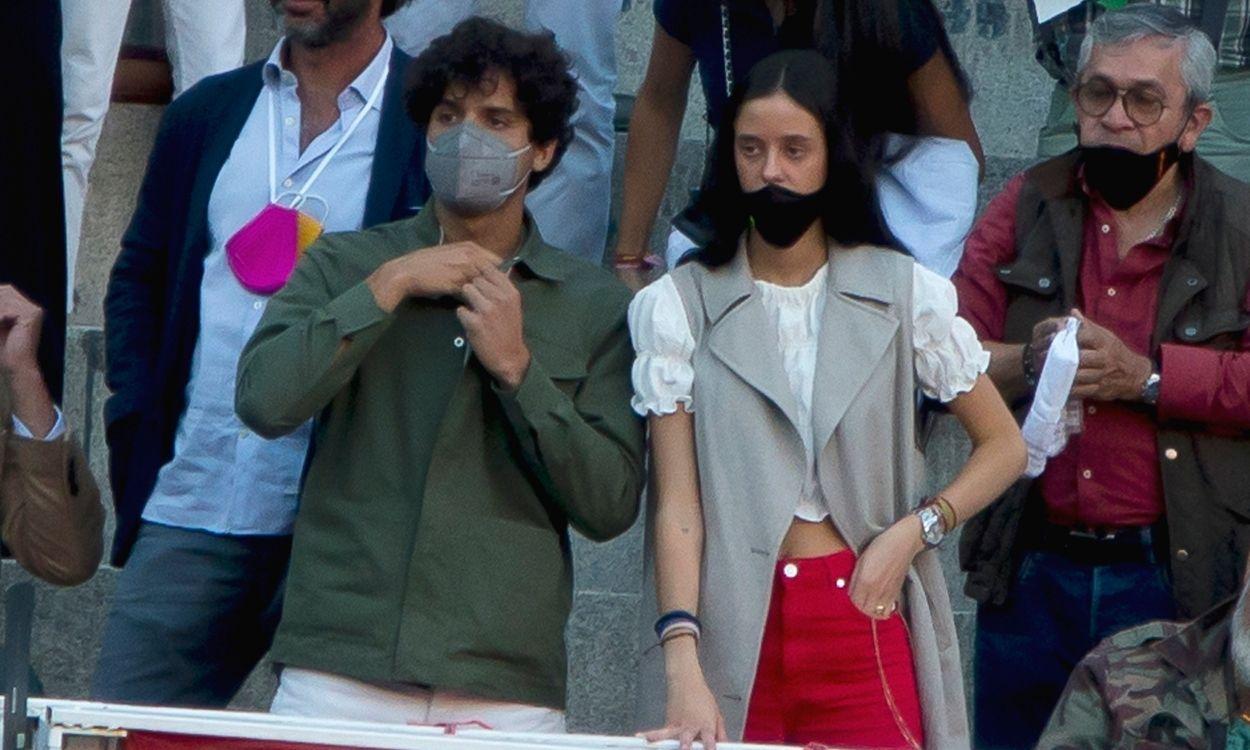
1, 699, 804, 750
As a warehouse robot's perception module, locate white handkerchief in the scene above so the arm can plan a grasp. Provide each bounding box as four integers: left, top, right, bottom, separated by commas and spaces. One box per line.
1022, 317, 1082, 477
1034, 0, 1084, 24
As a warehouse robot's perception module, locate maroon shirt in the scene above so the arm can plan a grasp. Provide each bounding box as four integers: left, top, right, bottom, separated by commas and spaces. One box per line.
955, 172, 1250, 529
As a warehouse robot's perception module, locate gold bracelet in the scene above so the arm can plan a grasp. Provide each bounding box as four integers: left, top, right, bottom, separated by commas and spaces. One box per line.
660, 630, 698, 648
935, 496, 958, 531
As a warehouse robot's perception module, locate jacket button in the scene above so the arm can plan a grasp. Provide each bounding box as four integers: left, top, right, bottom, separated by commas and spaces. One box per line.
783, 563, 798, 579
1186, 277, 1198, 287
1164, 448, 1178, 460
1038, 278, 1052, 289
1184, 326, 1199, 337
1175, 549, 1190, 562
453, 336, 466, 348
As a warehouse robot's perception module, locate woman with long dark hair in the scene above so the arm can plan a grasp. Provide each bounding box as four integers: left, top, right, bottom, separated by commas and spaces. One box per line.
613, 0, 983, 281
632, 50, 1024, 750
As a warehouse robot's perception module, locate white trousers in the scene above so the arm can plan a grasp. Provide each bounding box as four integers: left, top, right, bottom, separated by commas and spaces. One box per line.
385, 0, 620, 264
60, 0, 245, 308
271, 667, 567, 732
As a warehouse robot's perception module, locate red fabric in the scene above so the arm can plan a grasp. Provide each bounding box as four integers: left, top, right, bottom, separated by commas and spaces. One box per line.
124, 731, 363, 750
742, 551, 924, 750
953, 170, 1250, 528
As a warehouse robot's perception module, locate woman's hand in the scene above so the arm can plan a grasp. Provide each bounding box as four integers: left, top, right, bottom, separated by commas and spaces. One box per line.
849, 515, 925, 619
641, 661, 727, 750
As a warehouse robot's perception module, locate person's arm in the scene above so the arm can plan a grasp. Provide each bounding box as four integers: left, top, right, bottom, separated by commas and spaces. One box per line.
0, 287, 103, 586
492, 293, 646, 541
952, 173, 1041, 404
849, 373, 1025, 615
612, 25, 696, 268
1153, 299, 1250, 430
235, 235, 401, 438
907, 50, 986, 173
1, 424, 104, 587
638, 408, 727, 750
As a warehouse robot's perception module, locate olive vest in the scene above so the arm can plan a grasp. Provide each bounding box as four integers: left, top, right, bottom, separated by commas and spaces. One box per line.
960, 151, 1250, 618
636, 244, 971, 749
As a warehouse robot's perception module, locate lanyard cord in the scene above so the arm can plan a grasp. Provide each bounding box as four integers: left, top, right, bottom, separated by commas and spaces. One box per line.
266, 61, 389, 205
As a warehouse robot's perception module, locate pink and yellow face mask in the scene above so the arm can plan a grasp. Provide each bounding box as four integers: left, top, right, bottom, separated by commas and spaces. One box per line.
226, 64, 387, 296
225, 194, 326, 296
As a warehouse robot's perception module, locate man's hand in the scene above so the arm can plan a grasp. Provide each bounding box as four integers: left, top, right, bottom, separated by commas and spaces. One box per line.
366, 241, 500, 313
457, 266, 531, 391
1070, 309, 1153, 402
1029, 316, 1070, 374
0, 285, 56, 438
0, 285, 44, 378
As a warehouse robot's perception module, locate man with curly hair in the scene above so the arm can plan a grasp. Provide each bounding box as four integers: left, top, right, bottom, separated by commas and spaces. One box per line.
384, 0, 623, 265
236, 18, 645, 729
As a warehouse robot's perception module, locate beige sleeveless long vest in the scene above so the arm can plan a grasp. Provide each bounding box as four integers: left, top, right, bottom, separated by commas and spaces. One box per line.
635, 243, 970, 749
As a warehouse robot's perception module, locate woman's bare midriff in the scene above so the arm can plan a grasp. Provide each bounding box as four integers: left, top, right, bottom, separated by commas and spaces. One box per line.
779, 516, 850, 559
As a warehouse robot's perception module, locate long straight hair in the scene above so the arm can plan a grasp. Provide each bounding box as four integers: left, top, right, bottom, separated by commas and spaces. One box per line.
814, 0, 971, 141
691, 50, 896, 268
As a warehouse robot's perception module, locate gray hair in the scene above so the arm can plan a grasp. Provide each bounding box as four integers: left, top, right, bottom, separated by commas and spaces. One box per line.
1077, 4, 1217, 104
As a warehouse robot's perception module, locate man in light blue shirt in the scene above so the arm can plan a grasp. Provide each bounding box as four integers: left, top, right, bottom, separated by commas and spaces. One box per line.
94, 0, 428, 706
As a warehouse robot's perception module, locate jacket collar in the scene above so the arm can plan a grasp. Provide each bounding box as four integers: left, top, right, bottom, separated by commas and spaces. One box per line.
698, 238, 904, 445
409, 202, 572, 283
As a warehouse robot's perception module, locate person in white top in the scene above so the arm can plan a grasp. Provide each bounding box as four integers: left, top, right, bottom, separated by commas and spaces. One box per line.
631, 50, 1025, 750
60, 0, 247, 310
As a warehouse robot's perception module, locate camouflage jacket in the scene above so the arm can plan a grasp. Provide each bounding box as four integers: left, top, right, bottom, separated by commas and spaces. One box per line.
1038, 598, 1239, 749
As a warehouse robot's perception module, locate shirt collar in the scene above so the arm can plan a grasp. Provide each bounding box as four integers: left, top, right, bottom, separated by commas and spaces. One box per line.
262, 34, 393, 112
409, 204, 573, 283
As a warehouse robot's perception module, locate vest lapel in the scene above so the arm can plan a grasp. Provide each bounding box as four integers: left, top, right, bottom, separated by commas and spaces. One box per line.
702, 249, 804, 433
811, 247, 902, 454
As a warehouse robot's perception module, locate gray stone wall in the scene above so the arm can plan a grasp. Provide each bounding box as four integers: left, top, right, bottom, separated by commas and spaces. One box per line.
26, 0, 1055, 736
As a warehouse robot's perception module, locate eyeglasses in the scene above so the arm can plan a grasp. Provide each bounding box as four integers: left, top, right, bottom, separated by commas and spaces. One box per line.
1073, 77, 1169, 126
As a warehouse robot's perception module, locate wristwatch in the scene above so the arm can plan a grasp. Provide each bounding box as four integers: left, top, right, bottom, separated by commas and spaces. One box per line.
1141, 371, 1161, 405
915, 505, 946, 549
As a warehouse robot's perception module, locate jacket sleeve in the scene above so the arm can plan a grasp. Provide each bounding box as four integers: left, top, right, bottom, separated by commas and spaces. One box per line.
494, 294, 646, 542
1035, 659, 1114, 750
235, 236, 397, 438
103, 100, 188, 428
1156, 288, 1250, 431
0, 429, 104, 586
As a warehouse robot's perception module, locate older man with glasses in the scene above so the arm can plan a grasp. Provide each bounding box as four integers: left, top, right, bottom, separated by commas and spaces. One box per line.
1034, 0, 1250, 182
951, 5, 1250, 749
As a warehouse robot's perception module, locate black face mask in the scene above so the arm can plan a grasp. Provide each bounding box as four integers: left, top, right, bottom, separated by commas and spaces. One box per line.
1082, 143, 1182, 211
744, 185, 823, 248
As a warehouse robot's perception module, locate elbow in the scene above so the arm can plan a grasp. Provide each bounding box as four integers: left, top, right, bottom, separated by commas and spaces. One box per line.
234, 369, 295, 440
579, 492, 642, 543
1002, 427, 1028, 480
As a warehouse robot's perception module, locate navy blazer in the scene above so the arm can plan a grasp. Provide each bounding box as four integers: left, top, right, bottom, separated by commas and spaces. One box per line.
103, 47, 428, 565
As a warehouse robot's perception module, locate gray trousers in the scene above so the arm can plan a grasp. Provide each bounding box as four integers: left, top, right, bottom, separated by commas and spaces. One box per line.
90, 522, 290, 707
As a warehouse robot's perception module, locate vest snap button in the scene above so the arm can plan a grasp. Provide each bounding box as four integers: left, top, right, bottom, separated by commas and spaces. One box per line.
1186, 277, 1198, 287
1038, 278, 1052, 289
783, 563, 798, 579
1184, 326, 1198, 337
1165, 448, 1178, 460
1175, 548, 1190, 561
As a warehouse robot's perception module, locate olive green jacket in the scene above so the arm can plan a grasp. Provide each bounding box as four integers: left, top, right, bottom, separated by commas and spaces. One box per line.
236, 208, 645, 709
1038, 598, 1240, 749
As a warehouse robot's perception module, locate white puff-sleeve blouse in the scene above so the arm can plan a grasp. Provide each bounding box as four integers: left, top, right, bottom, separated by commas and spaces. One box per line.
627, 262, 990, 522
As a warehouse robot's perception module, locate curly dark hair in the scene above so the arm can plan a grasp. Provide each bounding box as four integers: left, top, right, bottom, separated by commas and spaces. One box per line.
405, 16, 579, 189
380, 0, 413, 18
